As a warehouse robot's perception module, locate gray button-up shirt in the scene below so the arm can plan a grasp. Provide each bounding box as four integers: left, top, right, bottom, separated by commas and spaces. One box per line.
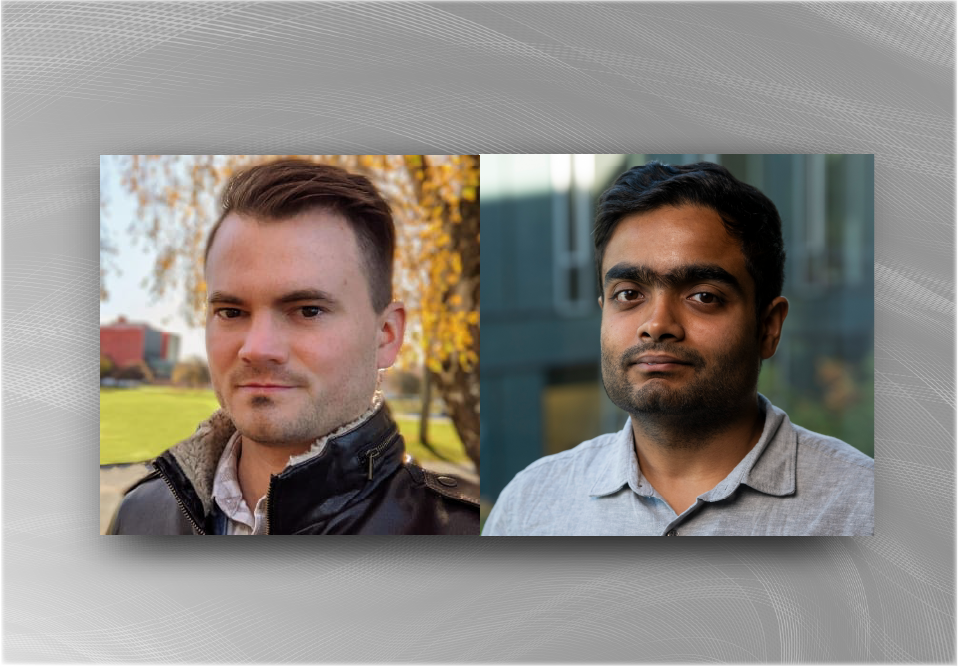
483, 395, 873, 536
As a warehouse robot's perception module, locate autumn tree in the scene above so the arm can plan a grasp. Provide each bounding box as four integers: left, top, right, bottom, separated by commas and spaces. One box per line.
115, 360, 154, 383
172, 356, 212, 388
100, 354, 115, 379
102, 155, 480, 470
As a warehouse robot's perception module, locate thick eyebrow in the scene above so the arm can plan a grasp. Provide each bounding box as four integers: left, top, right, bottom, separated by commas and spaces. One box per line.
208, 289, 339, 306
603, 262, 744, 297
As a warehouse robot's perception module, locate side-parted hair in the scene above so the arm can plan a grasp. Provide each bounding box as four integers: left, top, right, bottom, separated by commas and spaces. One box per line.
204, 159, 395, 312
594, 161, 786, 317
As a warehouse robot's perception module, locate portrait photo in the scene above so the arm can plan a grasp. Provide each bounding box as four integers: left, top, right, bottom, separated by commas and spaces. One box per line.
100, 155, 480, 535
481, 154, 874, 536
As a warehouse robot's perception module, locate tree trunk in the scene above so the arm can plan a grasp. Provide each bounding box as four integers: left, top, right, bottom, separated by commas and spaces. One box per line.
431, 161, 480, 472
430, 361, 480, 472
419, 362, 432, 447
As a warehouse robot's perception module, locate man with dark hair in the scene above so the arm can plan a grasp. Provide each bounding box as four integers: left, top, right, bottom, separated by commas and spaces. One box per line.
109, 159, 479, 535
484, 162, 873, 536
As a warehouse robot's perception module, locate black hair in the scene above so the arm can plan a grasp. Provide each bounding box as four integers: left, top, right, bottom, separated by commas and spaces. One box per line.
594, 161, 786, 317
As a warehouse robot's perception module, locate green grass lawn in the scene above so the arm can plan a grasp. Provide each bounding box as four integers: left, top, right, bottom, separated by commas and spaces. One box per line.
393, 415, 467, 465
100, 386, 222, 464
100, 386, 468, 466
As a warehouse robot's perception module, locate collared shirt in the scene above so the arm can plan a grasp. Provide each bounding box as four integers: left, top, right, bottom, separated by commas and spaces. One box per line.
483, 395, 874, 536
211, 431, 268, 535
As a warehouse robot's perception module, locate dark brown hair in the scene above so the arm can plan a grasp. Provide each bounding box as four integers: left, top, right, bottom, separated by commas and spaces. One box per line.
204, 159, 395, 312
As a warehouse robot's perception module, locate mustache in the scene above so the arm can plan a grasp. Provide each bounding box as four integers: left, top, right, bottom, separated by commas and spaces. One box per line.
230, 369, 307, 386
619, 344, 703, 369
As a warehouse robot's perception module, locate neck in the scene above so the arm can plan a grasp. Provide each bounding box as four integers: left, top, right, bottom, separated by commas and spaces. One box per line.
630, 394, 765, 514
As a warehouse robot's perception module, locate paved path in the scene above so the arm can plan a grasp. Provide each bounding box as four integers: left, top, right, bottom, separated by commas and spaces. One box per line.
100, 463, 152, 534
99, 459, 479, 534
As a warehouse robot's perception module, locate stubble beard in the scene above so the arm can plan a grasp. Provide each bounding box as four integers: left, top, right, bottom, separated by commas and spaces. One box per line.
600, 336, 762, 449
236, 395, 333, 449
214, 367, 378, 450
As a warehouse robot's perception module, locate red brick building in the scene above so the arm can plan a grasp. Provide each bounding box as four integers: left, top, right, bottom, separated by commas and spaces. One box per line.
100, 316, 180, 378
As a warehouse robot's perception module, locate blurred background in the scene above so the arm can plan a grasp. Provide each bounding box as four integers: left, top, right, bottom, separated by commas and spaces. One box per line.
99, 155, 479, 533
480, 154, 874, 513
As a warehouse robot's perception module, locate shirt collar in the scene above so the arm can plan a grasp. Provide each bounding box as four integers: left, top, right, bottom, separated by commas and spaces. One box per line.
210, 430, 253, 524
587, 394, 796, 501
588, 418, 640, 498
738, 395, 796, 498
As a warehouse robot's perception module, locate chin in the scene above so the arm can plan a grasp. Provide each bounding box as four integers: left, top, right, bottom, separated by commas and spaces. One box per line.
617, 384, 697, 415
228, 403, 288, 437
234, 419, 307, 449
631, 396, 690, 415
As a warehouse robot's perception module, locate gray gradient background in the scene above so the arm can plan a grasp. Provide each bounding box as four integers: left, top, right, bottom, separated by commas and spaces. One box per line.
3, 2, 954, 663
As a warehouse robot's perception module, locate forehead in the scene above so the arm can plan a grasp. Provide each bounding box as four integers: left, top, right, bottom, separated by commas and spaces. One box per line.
205, 211, 363, 294
603, 205, 747, 279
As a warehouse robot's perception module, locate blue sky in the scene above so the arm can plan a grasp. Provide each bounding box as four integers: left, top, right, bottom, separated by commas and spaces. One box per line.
99, 155, 207, 360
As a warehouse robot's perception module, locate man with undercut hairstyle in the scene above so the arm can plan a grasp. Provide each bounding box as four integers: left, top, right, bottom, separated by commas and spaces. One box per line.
109, 159, 479, 535
484, 161, 873, 536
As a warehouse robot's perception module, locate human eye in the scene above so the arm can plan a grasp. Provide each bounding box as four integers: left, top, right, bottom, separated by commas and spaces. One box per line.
214, 307, 244, 319
298, 305, 323, 318
612, 288, 642, 304
689, 292, 722, 305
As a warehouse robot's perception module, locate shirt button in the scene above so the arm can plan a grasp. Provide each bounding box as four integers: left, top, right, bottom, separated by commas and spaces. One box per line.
666, 529, 678, 536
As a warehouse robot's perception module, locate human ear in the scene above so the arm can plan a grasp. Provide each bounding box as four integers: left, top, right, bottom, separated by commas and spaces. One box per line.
376, 301, 406, 369
759, 297, 789, 360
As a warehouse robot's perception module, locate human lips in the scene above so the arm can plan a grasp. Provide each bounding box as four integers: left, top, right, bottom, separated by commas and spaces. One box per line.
632, 355, 691, 371
236, 382, 297, 393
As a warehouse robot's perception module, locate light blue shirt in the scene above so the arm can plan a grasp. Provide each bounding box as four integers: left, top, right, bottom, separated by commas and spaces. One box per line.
483, 395, 874, 536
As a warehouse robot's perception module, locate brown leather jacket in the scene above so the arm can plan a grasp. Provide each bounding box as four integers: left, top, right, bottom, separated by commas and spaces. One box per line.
107, 404, 479, 535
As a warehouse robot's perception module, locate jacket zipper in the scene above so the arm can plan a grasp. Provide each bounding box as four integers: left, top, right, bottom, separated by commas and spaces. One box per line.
366, 450, 381, 480
154, 464, 206, 535
265, 479, 275, 535
359, 436, 395, 480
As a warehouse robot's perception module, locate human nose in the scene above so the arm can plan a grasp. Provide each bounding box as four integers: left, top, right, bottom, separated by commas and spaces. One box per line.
238, 313, 288, 365
639, 294, 685, 342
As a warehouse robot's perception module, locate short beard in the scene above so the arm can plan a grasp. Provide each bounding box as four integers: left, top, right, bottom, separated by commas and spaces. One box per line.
230, 394, 366, 450
601, 340, 761, 449
213, 370, 378, 451
243, 395, 323, 446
